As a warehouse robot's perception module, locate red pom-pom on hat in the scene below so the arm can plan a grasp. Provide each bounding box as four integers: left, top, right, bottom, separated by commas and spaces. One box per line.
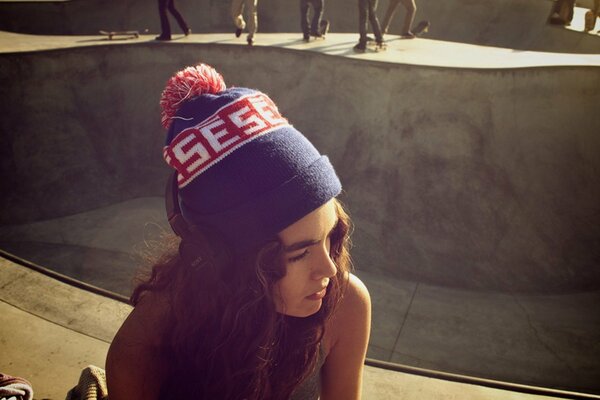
160, 64, 226, 129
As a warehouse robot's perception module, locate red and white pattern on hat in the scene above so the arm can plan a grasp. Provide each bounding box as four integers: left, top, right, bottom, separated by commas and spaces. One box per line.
163, 93, 290, 188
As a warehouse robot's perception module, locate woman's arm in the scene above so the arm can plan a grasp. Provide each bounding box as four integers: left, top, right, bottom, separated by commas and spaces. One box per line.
106, 292, 169, 400
321, 273, 371, 400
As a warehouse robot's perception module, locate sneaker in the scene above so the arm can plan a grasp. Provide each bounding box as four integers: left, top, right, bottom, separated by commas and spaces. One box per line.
303, 33, 310, 42
401, 31, 415, 39
311, 32, 324, 39
155, 35, 171, 41
235, 28, 243, 38
247, 37, 254, 46
353, 42, 366, 52
185, 28, 192, 36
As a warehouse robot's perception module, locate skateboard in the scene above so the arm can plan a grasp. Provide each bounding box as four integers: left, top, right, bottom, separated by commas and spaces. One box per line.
584, 10, 597, 31
367, 41, 387, 51
99, 30, 140, 40
304, 19, 331, 41
353, 40, 386, 53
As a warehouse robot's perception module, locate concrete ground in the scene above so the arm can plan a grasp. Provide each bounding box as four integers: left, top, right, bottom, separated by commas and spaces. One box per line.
1, 31, 599, 397
1, 30, 600, 68
1, 0, 599, 53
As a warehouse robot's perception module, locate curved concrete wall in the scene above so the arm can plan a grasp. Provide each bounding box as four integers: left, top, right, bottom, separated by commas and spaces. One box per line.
1, 43, 599, 293
0, 0, 599, 53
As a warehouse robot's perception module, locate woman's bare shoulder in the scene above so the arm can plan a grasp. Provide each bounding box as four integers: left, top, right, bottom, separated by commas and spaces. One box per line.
324, 273, 371, 351
320, 273, 371, 399
342, 273, 371, 312
121, 290, 172, 345
106, 290, 172, 400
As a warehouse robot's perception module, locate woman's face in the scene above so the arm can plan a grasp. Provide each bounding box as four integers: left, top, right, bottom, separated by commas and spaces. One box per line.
274, 199, 339, 317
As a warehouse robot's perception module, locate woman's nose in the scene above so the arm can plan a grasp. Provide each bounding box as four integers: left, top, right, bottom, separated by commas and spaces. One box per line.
311, 244, 337, 279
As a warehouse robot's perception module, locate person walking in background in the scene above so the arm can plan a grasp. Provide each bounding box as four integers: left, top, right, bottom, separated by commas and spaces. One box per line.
381, 0, 417, 37
156, 0, 191, 41
232, 0, 259, 45
300, 0, 328, 42
354, 0, 385, 51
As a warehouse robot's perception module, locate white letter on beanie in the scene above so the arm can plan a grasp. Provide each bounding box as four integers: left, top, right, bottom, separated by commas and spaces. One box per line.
251, 97, 287, 126
172, 132, 211, 173
200, 118, 240, 152
229, 105, 268, 135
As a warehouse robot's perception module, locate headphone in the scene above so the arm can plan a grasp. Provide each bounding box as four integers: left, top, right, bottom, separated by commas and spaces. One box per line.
165, 172, 232, 269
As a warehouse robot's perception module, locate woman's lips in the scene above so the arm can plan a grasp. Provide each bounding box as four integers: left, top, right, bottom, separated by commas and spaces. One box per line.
306, 288, 327, 301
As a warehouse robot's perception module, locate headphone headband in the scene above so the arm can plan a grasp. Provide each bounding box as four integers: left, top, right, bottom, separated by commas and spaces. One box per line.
165, 172, 232, 268
165, 172, 190, 238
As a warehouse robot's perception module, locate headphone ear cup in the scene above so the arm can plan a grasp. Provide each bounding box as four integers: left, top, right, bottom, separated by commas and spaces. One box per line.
168, 171, 234, 268
207, 233, 233, 268
178, 239, 209, 269
179, 227, 234, 269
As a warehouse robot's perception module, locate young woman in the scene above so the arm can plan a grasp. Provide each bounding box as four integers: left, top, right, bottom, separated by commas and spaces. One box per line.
106, 64, 371, 400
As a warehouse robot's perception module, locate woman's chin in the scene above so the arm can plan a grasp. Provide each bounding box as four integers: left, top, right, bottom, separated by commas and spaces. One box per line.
277, 300, 323, 318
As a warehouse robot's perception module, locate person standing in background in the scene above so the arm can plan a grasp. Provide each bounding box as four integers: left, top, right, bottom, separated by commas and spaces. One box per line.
300, 0, 327, 41
232, 0, 259, 45
156, 0, 191, 41
381, 0, 417, 37
354, 0, 385, 51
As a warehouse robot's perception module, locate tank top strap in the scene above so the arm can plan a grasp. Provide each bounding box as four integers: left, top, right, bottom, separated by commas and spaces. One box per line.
289, 343, 326, 400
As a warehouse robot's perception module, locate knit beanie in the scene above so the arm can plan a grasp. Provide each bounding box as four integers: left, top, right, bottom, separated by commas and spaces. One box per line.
161, 64, 341, 254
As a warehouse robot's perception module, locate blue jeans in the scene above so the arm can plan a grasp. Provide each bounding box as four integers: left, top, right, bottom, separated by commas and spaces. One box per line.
358, 0, 383, 43
300, 0, 324, 36
158, 0, 189, 37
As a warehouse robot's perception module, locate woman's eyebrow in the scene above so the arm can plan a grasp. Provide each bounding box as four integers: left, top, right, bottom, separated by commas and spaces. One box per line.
283, 218, 339, 253
284, 239, 320, 253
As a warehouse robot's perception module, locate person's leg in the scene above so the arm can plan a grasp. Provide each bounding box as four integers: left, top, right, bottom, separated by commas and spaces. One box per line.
246, 0, 258, 43
231, 0, 247, 31
310, 0, 324, 36
357, 0, 369, 45
300, 0, 310, 38
398, 0, 416, 34
566, 0, 575, 22
381, 0, 401, 34
367, 0, 383, 42
157, 0, 171, 38
166, 0, 190, 34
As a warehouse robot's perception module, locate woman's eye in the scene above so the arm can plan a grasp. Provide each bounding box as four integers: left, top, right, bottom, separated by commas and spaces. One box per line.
288, 249, 309, 263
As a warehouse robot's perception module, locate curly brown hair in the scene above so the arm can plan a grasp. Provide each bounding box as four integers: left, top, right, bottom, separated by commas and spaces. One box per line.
131, 199, 353, 400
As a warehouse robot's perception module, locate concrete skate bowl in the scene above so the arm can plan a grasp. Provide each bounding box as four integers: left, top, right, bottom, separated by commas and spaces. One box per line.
0, 0, 599, 53
1, 43, 600, 393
